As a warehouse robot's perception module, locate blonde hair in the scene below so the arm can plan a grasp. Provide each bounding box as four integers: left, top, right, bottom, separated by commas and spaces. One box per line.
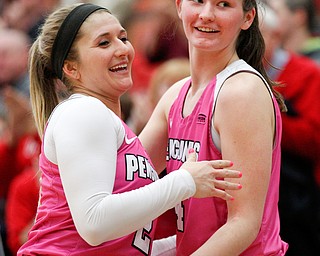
29, 4, 109, 137
148, 58, 190, 108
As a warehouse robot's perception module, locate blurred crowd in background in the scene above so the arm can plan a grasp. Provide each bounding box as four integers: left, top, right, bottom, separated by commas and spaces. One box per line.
0, 0, 319, 255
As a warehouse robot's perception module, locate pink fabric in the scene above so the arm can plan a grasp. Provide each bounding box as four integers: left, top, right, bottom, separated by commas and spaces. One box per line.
18, 122, 157, 255
166, 60, 288, 255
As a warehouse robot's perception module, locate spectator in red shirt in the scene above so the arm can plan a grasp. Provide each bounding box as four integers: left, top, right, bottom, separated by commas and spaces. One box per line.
5, 162, 40, 255
260, 4, 320, 255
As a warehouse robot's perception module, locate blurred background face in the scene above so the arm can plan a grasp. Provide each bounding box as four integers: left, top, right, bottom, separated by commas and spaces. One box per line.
18, 0, 59, 11
258, 3, 282, 62
0, 30, 29, 84
1, 0, 60, 32
267, 0, 295, 40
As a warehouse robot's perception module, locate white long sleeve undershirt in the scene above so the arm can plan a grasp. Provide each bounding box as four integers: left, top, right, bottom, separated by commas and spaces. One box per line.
43, 94, 195, 246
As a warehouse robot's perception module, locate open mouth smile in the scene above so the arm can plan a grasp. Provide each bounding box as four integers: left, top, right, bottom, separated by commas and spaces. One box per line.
196, 27, 218, 33
109, 64, 128, 72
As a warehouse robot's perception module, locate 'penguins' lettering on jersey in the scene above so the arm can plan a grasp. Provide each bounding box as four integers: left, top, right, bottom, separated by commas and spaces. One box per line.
167, 139, 201, 162
125, 154, 158, 181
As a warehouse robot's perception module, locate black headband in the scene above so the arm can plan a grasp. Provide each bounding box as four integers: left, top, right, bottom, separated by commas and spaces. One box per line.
51, 3, 107, 80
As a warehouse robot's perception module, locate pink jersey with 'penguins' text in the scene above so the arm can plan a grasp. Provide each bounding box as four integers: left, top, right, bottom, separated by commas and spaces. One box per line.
166, 60, 288, 255
18, 121, 158, 256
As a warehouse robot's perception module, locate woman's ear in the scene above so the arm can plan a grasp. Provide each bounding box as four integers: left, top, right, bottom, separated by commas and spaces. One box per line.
241, 7, 256, 30
176, 0, 183, 19
62, 60, 80, 80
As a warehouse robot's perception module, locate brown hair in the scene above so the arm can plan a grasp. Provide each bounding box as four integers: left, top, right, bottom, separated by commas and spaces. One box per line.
237, 0, 287, 112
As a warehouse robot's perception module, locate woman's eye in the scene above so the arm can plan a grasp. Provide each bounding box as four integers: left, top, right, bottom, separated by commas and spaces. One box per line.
193, 0, 203, 3
120, 37, 129, 43
218, 2, 230, 7
98, 40, 109, 46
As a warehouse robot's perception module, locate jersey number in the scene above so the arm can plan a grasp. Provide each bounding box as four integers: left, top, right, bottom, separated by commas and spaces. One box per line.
175, 202, 185, 232
133, 222, 152, 255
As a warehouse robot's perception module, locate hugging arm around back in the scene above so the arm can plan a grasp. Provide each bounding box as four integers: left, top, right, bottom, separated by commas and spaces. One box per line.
139, 78, 189, 173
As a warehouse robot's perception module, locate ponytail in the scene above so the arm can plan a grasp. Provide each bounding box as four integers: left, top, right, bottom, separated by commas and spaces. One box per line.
238, 0, 287, 112
29, 39, 59, 138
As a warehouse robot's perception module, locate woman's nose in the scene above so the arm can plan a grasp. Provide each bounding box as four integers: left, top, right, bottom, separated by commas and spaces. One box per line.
114, 40, 130, 57
199, 4, 215, 22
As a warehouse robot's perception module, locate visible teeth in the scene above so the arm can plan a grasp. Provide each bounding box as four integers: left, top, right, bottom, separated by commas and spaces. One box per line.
197, 27, 215, 32
110, 64, 127, 71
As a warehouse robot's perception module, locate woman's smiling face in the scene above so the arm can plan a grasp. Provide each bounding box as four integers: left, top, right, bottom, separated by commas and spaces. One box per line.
176, 0, 254, 52
71, 11, 135, 97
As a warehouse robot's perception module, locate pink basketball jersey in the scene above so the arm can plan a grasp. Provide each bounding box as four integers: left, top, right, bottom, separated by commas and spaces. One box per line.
166, 60, 288, 255
18, 122, 158, 256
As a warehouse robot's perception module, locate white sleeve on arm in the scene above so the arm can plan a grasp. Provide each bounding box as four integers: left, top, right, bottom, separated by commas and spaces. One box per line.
151, 235, 176, 256
47, 97, 195, 246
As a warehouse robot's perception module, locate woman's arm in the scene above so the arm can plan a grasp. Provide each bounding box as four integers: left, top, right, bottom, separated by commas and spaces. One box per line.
139, 79, 188, 173
192, 73, 275, 255
138, 96, 169, 173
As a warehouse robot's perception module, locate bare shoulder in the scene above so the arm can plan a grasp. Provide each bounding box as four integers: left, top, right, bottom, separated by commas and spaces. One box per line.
218, 72, 271, 106
214, 71, 274, 132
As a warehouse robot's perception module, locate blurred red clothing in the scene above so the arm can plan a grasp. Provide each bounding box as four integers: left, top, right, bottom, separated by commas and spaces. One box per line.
5, 167, 39, 255
274, 53, 320, 187
15, 133, 41, 173
131, 50, 159, 93
275, 54, 320, 163
0, 141, 16, 199
0, 133, 40, 199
